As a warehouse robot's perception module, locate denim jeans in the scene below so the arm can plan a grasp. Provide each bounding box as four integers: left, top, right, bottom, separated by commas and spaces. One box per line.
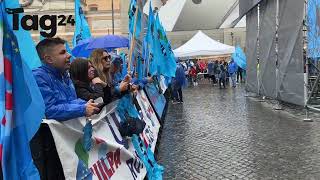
230, 73, 237, 87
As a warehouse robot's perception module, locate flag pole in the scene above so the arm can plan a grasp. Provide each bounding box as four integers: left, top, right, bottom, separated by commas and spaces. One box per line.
111, 0, 115, 35
128, 3, 140, 74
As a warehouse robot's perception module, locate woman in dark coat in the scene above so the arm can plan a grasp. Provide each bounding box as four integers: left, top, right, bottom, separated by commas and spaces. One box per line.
69, 58, 107, 102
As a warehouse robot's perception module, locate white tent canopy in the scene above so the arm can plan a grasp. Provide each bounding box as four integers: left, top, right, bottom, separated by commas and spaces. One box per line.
173, 31, 235, 57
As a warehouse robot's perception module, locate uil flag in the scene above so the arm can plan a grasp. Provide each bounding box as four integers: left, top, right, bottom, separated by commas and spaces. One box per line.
0, 3, 45, 180
73, 0, 91, 47
154, 14, 176, 77
3, 0, 41, 69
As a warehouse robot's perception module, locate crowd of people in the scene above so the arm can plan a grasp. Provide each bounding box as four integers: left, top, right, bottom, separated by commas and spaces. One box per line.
181, 59, 245, 88
33, 37, 154, 121
170, 58, 246, 104
30, 37, 155, 179
32, 37, 246, 120
29, 37, 246, 178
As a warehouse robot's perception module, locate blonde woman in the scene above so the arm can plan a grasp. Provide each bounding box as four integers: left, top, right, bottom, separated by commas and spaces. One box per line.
90, 49, 129, 104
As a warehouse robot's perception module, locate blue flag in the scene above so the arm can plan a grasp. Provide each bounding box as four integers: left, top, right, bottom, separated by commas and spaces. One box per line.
128, 0, 141, 38
120, 52, 128, 77
132, 134, 164, 180
128, 0, 136, 34
142, 37, 149, 76
136, 56, 144, 79
1, 3, 45, 179
3, 0, 42, 70
144, 3, 155, 75
150, 13, 165, 77
73, 0, 91, 47
65, 42, 75, 62
307, 0, 320, 59
232, 45, 247, 70
39, 28, 45, 41
145, 3, 157, 75
154, 14, 177, 77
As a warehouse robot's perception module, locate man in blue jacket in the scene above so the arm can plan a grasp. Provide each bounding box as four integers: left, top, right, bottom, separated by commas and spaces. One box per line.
33, 38, 99, 121
228, 58, 238, 88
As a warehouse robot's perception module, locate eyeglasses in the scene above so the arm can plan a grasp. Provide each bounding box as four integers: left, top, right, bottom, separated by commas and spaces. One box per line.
102, 55, 111, 62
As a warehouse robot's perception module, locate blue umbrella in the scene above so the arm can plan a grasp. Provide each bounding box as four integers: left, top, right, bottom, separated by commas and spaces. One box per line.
71, 38, 94, 58
86, 35, 129, 50
72, 35, 129, 58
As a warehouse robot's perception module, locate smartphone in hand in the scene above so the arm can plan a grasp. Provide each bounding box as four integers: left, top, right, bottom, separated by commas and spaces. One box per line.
94, 97, 104, 107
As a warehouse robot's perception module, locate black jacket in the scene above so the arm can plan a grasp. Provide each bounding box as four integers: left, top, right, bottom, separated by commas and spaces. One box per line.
73, 80, 119, 105
73, 81, 105, 101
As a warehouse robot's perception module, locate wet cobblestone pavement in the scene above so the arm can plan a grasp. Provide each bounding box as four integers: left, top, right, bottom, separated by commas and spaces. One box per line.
157, 84, 320, 180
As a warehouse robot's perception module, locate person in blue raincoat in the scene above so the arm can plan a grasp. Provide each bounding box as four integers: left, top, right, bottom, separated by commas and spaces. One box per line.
131, 72, 153, 91
33, 38, 100, 121
111, 56, 124, 87
172, 62, 186, 104
228, 58, 238, 88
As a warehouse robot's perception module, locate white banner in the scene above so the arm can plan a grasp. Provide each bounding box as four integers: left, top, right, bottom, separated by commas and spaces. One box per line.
43, 90, 161, 180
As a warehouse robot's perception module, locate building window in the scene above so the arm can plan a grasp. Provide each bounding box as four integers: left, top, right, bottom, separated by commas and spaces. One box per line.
89, 4, 98, 11
90, 7, 98, 11
192, 0, 202, 4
